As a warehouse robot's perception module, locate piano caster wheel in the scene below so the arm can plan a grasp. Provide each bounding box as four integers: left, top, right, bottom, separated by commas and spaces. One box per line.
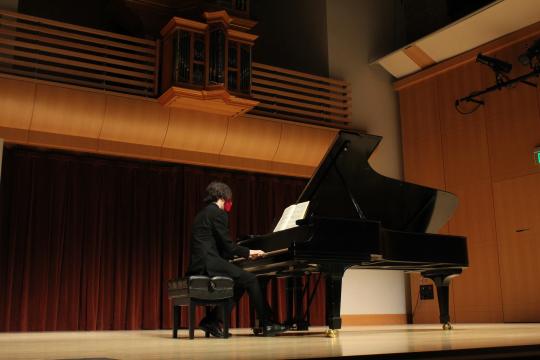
325, 329, 338, 338
442, 322, 453, 330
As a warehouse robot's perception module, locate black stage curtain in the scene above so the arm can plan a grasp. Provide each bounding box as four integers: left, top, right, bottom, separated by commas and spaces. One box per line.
0, 146, 326, 331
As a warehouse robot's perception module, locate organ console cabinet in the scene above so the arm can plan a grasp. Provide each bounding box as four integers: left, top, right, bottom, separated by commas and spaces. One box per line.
158, 10, 259, 117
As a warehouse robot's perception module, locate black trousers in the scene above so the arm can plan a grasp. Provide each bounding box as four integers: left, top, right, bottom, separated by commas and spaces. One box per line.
207, 269, 269, 324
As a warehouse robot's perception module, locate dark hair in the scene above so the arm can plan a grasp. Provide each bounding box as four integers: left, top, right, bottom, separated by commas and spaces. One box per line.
203, 181, 232, 203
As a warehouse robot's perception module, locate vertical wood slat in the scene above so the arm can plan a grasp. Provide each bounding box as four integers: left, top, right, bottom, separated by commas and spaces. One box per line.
0, 9, 158, 97
251, 62, 351, 128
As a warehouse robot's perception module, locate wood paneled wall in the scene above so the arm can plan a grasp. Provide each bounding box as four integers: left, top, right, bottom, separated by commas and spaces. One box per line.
0, 74, 338, 178
397, 25, 540, 323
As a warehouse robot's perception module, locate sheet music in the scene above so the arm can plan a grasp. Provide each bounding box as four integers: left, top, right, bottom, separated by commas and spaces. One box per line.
273, 201, 310, 232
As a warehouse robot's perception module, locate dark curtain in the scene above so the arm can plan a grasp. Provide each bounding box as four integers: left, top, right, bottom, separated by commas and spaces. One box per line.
0, 146, 326, 331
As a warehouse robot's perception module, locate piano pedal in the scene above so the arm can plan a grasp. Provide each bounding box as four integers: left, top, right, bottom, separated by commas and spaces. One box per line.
325, 329, 338, 338
442, 322, 453, 330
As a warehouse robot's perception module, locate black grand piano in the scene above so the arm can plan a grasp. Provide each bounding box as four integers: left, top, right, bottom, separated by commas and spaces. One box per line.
235, 131, 468, 335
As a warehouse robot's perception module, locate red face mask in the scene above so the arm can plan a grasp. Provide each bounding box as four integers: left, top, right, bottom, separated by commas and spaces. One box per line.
223, 199, 233, 213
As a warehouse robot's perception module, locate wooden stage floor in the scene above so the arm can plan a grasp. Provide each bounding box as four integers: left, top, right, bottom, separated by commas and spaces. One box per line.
2, 324, 540, 360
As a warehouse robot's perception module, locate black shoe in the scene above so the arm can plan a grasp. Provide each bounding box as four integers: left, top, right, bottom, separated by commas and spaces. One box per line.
199, 318, 225, 338
261, 323, 287, 337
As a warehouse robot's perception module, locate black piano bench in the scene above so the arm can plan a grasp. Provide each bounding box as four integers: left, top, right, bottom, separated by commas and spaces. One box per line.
168, 276, 234, 339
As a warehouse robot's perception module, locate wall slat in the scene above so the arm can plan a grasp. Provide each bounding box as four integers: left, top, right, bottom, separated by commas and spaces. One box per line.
0, 9, 158, 96
251, 63, 351, 127
251, 85, 350, 107
252, 78, 351, 102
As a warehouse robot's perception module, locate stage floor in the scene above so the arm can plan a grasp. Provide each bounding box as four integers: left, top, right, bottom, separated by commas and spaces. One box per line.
2, 324, 540, 360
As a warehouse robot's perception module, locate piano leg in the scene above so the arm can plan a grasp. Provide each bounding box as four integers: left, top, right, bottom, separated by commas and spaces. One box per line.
284, 274, 310, 331
285, 277, 295, 328
324, 266, 345, 336
252, 276, 271, 331
421, 269, 462, 330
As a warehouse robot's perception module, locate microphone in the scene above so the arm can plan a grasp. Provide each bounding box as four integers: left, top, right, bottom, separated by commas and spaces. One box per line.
476, 53, 512, 74
518, 39, 540, 67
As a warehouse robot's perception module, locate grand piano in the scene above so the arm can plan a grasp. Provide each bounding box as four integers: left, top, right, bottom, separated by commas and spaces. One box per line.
235, 131, 468, 335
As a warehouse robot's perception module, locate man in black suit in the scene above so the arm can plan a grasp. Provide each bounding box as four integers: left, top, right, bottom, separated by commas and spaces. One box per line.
188, 181, 287, 337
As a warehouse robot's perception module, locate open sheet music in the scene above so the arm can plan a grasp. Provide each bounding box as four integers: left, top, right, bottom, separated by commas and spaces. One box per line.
273, 201, 310, 232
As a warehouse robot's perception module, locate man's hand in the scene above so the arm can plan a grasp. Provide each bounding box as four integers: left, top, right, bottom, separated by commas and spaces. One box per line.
249, 249, 265, 259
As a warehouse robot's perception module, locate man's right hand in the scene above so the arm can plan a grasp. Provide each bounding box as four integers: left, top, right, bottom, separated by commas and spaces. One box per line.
249, 249, 265, 259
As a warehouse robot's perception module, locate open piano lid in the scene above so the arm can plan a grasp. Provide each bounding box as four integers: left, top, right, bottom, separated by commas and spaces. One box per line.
297, 131, 458, 234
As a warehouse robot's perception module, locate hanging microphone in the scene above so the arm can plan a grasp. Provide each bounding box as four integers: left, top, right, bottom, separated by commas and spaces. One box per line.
518, 39, 540, 67
476, 53, 512, 74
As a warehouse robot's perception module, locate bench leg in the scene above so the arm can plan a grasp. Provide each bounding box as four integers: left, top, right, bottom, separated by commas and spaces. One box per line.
189, 300, 195, 339
172, 305, 179, 339
222, 300, 231, 338
205, 306, 210, 337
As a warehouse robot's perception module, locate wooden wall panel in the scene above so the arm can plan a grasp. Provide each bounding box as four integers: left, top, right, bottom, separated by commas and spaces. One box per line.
99, 96, 169, 146
219, 115, 282, 175
447, 183, 497, 248
399, 79, 445, 188
272, 123, 337, 167
218, 156, 273, 174
162, 108, 228, 154
0, 77, 35, 142
454, 244, 503, 322
483, 42, 540, 182
98, 96, 169, 158
270, 162, 316, 178
449, 182, 503, 322
437, 63, 492, 187
161, 108, 228, 165
220, 115, 281, 160
29, 84, 106, 150
493, 173, 540, 322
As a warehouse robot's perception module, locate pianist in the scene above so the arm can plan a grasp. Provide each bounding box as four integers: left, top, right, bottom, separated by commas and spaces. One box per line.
187, 181, 287, 337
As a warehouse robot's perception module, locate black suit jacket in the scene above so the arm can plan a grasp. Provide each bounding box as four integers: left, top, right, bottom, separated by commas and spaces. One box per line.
187, 203, 250, 277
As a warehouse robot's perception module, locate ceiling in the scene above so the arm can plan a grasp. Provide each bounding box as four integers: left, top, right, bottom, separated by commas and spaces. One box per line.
375, 0, 540, 79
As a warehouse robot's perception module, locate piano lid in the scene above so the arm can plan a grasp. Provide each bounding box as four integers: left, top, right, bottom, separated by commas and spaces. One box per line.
297, 131, 458, 234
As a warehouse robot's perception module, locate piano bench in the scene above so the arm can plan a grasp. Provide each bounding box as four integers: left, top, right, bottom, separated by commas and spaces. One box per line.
168, 275, 234, 339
